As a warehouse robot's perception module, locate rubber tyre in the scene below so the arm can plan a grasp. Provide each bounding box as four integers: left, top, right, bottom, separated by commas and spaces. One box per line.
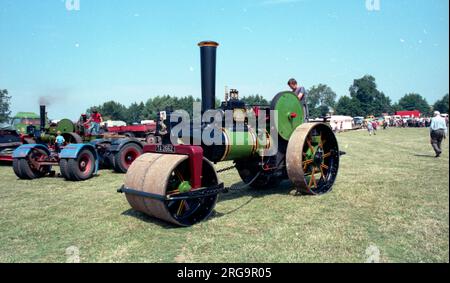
12, 158, 24, 179
59, 159, 72, 180
66, 149, 96, 181
15, 158, 41, 179
113, 143, 143, 173
12, 148, 50, 179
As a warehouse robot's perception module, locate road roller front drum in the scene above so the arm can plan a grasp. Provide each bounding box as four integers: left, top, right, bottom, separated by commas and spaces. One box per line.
123, 153, 220, 226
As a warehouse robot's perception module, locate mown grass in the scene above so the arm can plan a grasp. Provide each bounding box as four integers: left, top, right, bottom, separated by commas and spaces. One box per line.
0, 128, 448, 263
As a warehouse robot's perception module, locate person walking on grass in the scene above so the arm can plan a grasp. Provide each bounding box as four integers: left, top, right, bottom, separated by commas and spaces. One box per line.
372, 121, 378, 135
367, 121, 374, 136
430, 111, 448, 158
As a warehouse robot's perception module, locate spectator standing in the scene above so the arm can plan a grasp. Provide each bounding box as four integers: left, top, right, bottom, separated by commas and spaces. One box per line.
55, 131, 65, 153
367, 121, 374, 136
372, 121, 378, 135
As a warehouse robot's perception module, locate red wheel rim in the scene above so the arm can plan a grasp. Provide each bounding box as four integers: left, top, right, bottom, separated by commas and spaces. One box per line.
78, 153, 93, 174
29, 149, 48, 172
122, 148, 139, 168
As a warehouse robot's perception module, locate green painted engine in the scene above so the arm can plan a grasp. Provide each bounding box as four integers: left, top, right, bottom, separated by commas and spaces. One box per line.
119, 41, 341, 227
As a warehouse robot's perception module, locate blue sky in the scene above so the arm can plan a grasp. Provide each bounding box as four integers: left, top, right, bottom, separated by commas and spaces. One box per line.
0, 0, 448, 119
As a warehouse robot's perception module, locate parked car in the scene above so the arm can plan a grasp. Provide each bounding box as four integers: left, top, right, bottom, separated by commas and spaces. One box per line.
0, 123, 22, 162
353, 116, 364, 126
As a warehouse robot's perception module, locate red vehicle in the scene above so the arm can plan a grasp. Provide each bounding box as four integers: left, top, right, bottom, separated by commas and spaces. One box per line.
107, 123, 156, 142
395, 110, 421, 118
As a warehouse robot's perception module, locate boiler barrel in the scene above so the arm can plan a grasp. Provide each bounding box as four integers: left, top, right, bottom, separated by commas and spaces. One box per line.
202, 127, 272, 162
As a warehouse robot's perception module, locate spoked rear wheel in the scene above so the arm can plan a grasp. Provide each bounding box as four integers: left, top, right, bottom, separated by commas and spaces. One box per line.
124, 153, 219, 226
235, 158, 281, 189
286, 123, 339, 195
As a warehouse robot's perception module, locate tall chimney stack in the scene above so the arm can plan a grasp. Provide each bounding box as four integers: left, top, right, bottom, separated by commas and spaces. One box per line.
198, 41, 219, 113
40, 105, 46, 133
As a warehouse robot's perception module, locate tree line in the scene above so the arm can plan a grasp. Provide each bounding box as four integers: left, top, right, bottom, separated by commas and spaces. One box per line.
86, 94, 269, 124
0, 76, 449, 124
308, 75, 448, 118
0, 89, 11, 123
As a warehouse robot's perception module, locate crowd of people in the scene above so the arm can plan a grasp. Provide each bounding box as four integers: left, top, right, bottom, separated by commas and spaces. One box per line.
360, 112, 448, 158
388, 117, 433, 128
362, 116, 449, 130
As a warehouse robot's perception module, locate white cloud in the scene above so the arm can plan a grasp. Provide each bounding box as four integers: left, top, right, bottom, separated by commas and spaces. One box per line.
243, 26, 253, 33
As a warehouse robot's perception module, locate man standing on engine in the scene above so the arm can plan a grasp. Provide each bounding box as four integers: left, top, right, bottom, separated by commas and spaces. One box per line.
85, 108, 103, 136
288, 78, 309, 121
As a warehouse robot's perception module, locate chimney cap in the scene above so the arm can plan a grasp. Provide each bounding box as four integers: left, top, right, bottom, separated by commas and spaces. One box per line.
198, 41, 219, 47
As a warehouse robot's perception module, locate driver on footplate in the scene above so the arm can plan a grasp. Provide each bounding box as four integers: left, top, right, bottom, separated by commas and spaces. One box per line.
288, 78, 309, 122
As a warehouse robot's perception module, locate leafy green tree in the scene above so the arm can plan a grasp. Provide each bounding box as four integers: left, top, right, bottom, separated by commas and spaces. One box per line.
391, 102, 401, 113
433, 94, 449, 114
241, 94, 269, 105
348, 75, 391, 116
215, 98, 222, 108
0, 89, 11, 123
335, 96, 363, 117
371, 91, 392, 116
180, 96, 201, 117
87, 101, 127, 121
307, 84, 336, 118
126, 102, 146, 124
143, 95, 200, 120
143, 95, 173, 120
317, 105, 330, 117
398, 93, 431, 116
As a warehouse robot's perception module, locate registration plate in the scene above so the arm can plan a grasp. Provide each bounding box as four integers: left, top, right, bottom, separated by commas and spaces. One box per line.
155, 144, 175, 153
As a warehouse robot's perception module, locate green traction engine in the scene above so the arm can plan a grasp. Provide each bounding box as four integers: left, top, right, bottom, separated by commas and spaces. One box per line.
118, 41, 340, 226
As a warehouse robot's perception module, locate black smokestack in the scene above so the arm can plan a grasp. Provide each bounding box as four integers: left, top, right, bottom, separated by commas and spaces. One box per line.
198, 41, 219, 113
40, 105, 46, 133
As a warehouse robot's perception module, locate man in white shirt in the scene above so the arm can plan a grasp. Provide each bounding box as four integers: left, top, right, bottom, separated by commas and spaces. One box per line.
430, 111, 448, 158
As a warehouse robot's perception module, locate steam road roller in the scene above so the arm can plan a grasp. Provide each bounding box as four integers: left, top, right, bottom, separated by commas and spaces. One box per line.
118, 41, 340, 226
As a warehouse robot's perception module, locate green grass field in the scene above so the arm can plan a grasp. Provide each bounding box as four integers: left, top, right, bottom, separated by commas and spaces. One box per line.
0, 128, 448, 263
